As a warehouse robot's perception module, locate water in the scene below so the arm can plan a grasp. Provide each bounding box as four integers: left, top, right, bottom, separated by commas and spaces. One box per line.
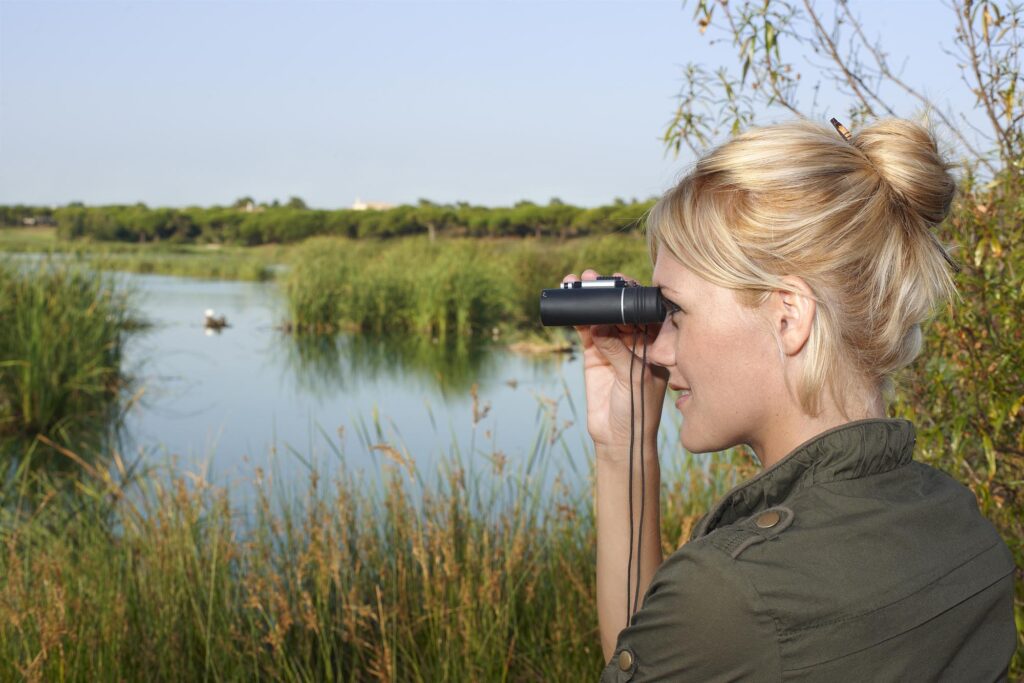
109, 271, 678, 497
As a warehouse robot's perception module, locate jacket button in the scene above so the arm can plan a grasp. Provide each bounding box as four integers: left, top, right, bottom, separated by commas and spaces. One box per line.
755, 510, 781, 529
617, 649, 635, 671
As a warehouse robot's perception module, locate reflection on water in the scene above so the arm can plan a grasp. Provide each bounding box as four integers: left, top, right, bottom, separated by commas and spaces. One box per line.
279, 332, 503, 399
1, 407, 122, 476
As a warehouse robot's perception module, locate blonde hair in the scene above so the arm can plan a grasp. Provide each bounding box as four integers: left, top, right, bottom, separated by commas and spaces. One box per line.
647, 118, 958, 416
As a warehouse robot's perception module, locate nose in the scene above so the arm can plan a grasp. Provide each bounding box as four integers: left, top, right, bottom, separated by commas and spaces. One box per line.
646, 321, 675, 368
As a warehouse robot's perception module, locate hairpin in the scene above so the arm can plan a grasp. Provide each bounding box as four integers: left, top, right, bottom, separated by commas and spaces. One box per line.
830, 117, 853, 142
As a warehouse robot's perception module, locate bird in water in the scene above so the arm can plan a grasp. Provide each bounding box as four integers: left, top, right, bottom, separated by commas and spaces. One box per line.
204, 309, 229, 332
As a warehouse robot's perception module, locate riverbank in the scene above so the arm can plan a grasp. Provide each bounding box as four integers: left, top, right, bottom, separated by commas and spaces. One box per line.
0, 227, 282, 281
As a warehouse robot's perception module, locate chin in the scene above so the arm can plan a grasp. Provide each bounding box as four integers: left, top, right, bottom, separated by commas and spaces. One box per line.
679, 422, 738, 455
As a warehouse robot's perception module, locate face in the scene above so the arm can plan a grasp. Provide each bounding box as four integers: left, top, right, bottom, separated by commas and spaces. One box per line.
649, 246, 786, 456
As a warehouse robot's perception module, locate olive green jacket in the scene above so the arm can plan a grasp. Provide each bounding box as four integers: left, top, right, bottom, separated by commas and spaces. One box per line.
601, 419, 1016, 682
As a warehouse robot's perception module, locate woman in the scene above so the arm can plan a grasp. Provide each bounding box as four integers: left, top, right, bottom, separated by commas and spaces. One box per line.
566, 119, 1016, 681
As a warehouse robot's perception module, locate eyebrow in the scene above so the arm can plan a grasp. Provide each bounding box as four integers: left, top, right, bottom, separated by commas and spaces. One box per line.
654, 282, 682, 297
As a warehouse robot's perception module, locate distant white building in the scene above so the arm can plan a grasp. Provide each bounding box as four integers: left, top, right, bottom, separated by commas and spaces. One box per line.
352, 197, 394, 211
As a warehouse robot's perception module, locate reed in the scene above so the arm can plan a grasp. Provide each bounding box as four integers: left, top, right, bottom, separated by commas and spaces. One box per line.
0, 401, 752, 681
0, 259, 136, 451
281, 235, 652, 338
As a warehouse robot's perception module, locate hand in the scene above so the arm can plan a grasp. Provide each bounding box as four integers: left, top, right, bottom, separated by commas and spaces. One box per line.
563, 269, 668, 456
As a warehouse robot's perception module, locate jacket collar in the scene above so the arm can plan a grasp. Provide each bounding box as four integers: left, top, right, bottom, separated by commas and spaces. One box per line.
693, 418, 917, 539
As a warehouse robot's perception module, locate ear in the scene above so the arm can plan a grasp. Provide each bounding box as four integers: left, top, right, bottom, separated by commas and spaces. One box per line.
772, 276, 816, 356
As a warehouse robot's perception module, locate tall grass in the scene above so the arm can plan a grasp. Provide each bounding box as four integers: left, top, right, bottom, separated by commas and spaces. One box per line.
281, 235, 652, 339
0, 260, 136, 450
0, 407, 754, 681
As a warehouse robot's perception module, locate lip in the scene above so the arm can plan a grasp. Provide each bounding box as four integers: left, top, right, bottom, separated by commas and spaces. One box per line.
673, 387, 691, 410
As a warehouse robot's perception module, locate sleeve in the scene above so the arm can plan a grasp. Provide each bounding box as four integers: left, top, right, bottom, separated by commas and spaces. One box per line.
599, 541, 780, 682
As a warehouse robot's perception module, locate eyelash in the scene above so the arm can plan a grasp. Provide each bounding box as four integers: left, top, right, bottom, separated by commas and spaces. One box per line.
665, 300, 684, 320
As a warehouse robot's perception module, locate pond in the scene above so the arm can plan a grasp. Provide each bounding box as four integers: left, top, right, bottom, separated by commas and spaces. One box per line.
112, 271, 681, 497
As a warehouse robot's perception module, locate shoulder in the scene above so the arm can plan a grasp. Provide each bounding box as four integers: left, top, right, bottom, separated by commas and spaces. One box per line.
602, 462, 1015, 681
730, 465, 1012, 615
719, 467, 1013, 668
601, 533, 782, 682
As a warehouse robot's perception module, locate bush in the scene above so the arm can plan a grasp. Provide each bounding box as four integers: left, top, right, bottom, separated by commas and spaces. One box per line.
894, 175, 1024, 666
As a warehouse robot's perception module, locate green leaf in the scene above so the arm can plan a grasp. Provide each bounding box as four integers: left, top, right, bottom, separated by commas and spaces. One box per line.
982, 433, 997, 480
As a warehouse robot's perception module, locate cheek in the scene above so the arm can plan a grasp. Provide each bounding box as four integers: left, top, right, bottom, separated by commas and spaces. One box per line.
685, 318, 779, 415
677, 326, 778, 452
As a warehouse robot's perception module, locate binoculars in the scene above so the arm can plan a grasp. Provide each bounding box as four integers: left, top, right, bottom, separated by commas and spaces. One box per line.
539, 276, 665, 327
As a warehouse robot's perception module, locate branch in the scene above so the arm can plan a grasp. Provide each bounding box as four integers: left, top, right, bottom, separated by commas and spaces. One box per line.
802, 0, 877, 118
841, 0, 996, 175
840, 25, 897, 118
721, 4, 803, 117
957, 1, 1016, 169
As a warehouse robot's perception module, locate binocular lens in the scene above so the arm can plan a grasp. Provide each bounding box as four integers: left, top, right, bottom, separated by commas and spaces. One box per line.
540, 284, 665, 326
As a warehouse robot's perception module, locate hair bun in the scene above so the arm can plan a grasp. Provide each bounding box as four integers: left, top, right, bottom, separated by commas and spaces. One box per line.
854, 119, 956, 226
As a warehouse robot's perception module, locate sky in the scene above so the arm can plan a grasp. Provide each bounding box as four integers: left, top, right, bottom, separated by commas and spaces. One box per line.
0, 0, 983, 209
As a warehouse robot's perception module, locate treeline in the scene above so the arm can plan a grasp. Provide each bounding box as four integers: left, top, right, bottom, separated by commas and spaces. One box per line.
1, 198, 657, 244
0, 204, 56, 226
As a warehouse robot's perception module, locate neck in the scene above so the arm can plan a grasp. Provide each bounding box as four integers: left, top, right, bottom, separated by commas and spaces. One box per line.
750, 388, 886, 469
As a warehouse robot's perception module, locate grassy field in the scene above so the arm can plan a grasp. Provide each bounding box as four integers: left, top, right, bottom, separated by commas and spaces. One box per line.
0, 227, 281, 281
0, 226, 59, 248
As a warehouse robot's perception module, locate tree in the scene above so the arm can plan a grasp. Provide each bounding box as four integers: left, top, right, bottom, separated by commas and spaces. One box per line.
666, 1, 1024, 178
414, 199, 455, 242
286, 196, 308, 210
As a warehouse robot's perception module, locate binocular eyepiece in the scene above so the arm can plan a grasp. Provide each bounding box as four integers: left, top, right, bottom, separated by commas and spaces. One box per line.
539, 276, 665, 327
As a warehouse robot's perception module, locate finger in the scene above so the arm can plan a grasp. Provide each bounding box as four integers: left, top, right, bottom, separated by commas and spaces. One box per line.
581, 269, 599, 281
608, 323, 662, 356
612, 272, 638, 286
613, 322, 655, 335
614, 325, 647, 350
590, 324, 644, 375
577, 321, 607, 338
562, 273, 579, 284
